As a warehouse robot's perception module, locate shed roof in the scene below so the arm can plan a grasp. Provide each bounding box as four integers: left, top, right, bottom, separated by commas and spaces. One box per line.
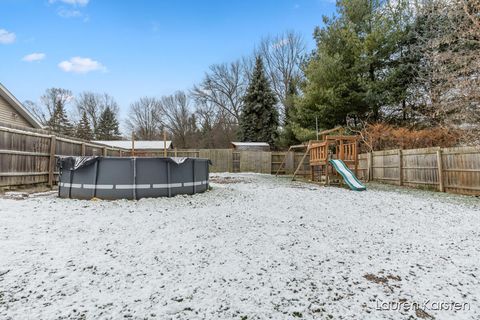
94, 140, 173, 150
0, 83, 43, 128
231, 142, 270, 147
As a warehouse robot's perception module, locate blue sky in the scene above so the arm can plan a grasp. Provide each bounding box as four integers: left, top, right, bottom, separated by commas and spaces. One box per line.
0, 0, 335, 120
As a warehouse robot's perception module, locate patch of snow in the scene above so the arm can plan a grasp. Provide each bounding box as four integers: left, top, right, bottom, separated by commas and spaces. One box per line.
2, 192, 29, 199
231, 142, 270, 147
0, 173, 479, 319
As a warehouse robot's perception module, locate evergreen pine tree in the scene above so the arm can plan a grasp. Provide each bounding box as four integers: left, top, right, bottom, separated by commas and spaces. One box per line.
295, 0, 415, 131
277, 79, 301, 148
239, 56, 279, 146
96, 106, 121, 140
47, 100, 73, 136
76, 111, 93, 140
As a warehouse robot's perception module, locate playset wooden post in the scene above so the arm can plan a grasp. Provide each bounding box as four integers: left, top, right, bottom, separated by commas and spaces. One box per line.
354, 140, 359, 176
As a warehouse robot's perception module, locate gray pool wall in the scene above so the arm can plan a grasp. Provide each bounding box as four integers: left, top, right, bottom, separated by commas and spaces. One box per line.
58, 157, 210, 200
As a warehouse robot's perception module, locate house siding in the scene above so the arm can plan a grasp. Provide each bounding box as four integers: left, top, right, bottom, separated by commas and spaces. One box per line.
0, 94, 32, 127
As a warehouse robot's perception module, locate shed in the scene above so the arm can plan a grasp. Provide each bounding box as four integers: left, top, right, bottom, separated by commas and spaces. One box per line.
231, 142, 270, 151
0, 83, 43, 129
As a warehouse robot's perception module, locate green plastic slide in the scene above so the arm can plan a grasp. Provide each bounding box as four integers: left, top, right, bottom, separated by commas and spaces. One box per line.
329, 159, 366, 191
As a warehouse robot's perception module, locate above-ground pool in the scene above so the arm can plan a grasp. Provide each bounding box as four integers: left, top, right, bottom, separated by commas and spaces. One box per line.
57, 157, 210, 200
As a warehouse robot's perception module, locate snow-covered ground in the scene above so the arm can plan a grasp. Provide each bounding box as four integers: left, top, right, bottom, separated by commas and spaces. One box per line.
0, 173, 479, 320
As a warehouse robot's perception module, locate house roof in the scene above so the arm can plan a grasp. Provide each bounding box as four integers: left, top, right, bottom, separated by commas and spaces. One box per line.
231, 142, 270, 147
0, 83, 43, 128
94, 140, 173, 150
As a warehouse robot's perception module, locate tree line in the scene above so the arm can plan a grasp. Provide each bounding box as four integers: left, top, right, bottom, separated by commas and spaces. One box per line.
26, 0, 480, 148
25, 89, 121, 141
26, 28, 303, 148
292, 0, 479, 145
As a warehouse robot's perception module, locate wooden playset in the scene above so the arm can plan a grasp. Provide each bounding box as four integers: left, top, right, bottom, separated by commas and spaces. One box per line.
276, 127, 362, 188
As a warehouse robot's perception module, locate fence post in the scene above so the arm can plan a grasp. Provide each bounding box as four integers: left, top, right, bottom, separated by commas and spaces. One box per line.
48, 135, 56, 187
81, 143, 86, 156
367, 152, 373, 181
103, 147, 108, 157
398, 149, 403, 186
437, 148, 445, 192
228, 149, 233, 173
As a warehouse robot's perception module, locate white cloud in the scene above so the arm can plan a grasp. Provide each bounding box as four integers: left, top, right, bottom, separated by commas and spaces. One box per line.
50, 0, 90, 18
58, 57, 106, 74
57, 8, 83, 18
22, 53, 46, 62
49, 0, 89, 6
0, 29, 16, 44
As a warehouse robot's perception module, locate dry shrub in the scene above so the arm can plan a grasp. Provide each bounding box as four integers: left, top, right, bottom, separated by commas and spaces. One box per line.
359, 123, 463, 152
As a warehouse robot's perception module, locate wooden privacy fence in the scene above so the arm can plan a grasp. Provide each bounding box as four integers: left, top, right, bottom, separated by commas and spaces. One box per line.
357, 146, 480, 196
0, 125, 309, 188
0, 125, 124, 187
1, 125, 479, 196
145, 149, 309, 175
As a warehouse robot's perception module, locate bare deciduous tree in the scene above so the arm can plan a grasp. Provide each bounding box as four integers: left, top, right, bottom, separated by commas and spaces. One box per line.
159, 91, 197, 148
194, 100, 238, 148
413, 0, 480, 139
76, 92, 119, 136
23, 100, 48, 125
462, 0, 480, 33
256, 30, 306, 120
191, 60, 248, 123
36, 88, 73, 122
195, 100, 216, 133
125, 97, 163, 140
36, 88, 75, 135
